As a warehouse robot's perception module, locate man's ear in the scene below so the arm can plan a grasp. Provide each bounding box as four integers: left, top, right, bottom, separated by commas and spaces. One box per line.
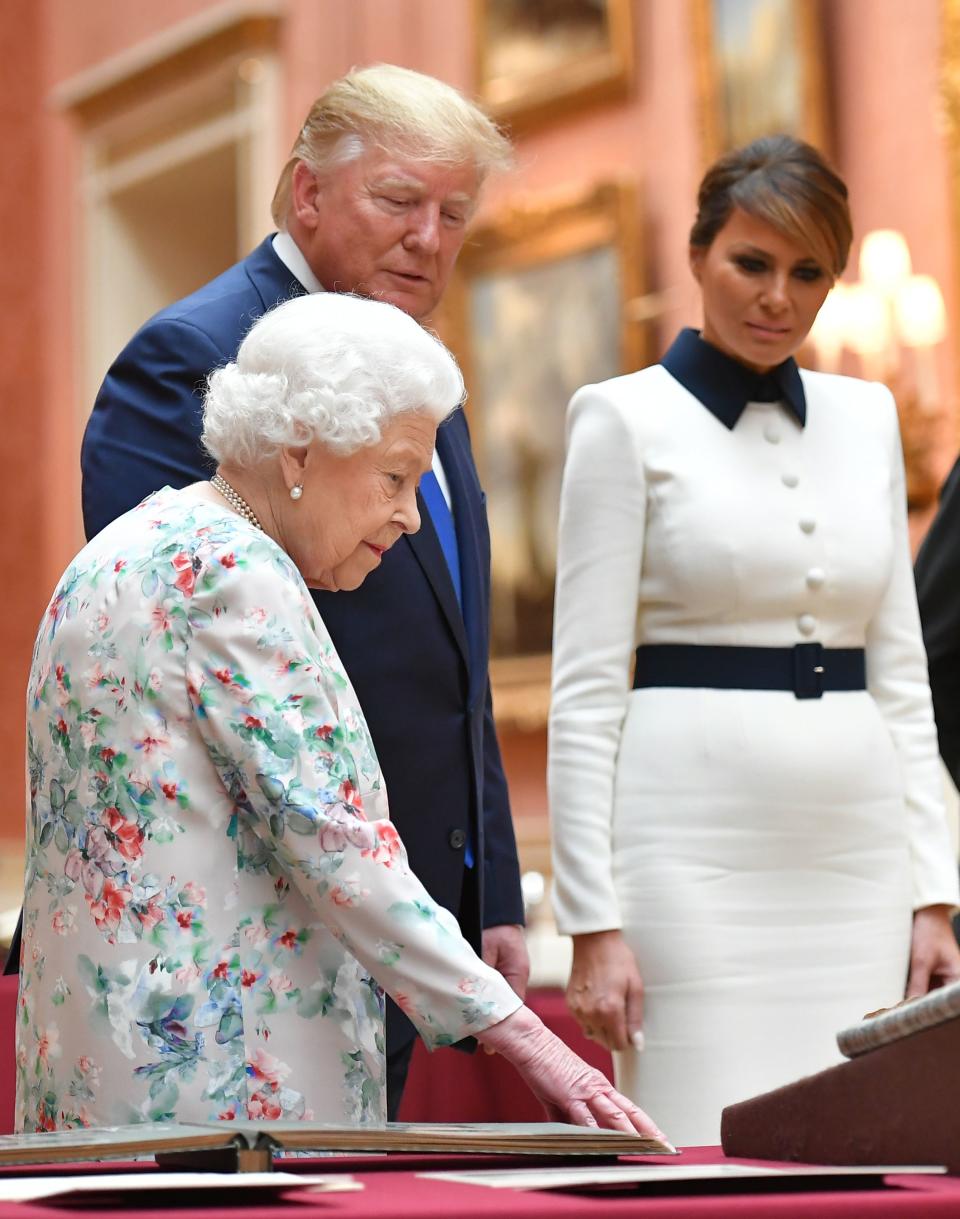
290, 161, 322, 230
689, 244, 705, 284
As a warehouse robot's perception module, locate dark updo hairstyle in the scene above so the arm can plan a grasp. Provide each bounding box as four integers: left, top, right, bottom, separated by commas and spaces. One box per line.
690, 134, 852, 278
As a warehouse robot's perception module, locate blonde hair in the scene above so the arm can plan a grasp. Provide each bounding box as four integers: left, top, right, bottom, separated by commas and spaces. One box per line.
690, 135, 852, 277
271, 63, 513, 226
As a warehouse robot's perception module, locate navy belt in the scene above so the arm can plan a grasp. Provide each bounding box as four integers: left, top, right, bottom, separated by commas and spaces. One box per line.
632, 643, 866, 701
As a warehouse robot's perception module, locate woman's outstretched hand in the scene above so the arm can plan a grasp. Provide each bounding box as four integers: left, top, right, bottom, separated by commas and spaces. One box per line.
477, 1005, 671, 1145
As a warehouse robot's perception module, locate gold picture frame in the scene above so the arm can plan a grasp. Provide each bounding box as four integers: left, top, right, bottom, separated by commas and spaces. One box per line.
434, 180, 648, 729
474, 0, 634, 132
692, 0, 828, 163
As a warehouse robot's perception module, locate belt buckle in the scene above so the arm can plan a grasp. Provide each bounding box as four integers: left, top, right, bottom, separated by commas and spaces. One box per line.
793, 642, 824, 700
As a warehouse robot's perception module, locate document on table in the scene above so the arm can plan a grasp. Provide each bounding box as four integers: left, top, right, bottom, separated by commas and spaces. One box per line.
0, 1119, 672, 1165
421, 1163, 947, 1191
0, 1171, 361, 1203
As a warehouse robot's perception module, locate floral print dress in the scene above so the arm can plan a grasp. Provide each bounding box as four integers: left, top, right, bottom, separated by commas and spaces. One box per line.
16, 488, 521, 1132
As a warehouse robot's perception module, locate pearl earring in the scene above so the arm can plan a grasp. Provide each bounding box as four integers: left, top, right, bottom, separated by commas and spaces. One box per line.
290, 484, 303, 501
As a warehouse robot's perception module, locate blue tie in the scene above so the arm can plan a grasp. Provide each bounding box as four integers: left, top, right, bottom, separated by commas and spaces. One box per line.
419, 468, 462, 608
419, 466, 473, 866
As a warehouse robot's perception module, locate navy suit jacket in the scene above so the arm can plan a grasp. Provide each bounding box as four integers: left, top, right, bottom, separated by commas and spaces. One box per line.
60, 237, 524, 1051
915, 454, 960, 787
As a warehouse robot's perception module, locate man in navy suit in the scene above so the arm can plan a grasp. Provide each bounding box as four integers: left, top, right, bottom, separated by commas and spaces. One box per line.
9, 64, 528, 1117
916, 456, 960, 789
915, 458, 960, 944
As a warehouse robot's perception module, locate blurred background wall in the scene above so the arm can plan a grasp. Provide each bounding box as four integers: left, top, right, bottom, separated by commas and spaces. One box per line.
2, 0, 959, 933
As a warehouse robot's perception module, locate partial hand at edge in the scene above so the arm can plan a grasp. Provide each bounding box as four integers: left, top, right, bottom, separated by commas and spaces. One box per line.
906, 903, 960, 997
477, 1004, 669, 1142
566, 929, 643, 1052
482, 923, 530, 1000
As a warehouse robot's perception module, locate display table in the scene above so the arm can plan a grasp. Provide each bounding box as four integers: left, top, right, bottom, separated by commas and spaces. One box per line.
4, 976, 958, 1217
0, 1147, 957, 1218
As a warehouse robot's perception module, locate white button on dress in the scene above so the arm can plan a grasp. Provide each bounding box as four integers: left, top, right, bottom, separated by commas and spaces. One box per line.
800, 517, 816, 534
797, 613, 817, 635
763, 424, 781, 444
806, 568, 826, 590
782, 473, 799, 488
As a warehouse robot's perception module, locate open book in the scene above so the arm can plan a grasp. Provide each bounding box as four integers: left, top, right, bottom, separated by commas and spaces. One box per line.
0, 1121, 674, 1170
836, 978, 960, 1058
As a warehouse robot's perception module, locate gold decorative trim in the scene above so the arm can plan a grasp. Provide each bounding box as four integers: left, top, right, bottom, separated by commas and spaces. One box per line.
690, 0, 829, 165
433, 180, 647, 730
50, 0, 281, 120
474, 0, 634, 134
438, 178, 648, 398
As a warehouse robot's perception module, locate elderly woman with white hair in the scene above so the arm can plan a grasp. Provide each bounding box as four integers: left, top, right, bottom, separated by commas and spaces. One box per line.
15, 293, 664, 1141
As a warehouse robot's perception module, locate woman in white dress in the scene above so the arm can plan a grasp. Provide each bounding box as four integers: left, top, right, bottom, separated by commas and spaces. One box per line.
548, 135, 960, 1146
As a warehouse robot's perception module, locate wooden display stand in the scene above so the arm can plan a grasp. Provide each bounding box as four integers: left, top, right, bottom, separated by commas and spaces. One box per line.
721, 1014, 960, 1172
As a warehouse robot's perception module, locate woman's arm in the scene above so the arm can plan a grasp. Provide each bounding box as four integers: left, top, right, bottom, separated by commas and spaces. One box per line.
864, 384, 960, 911
187, 536, 522, 1050
548, 381, 648, 1042
185, 534, 664, 1130
864, 385, 960, 993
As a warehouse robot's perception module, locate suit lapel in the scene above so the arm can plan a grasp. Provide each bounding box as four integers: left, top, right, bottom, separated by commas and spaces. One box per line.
243, 235, 309, 318
437, 415, 487, 698
404, 483, 470, 666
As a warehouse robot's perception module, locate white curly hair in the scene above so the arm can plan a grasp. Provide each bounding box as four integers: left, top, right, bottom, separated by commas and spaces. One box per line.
201, 293, 464, 468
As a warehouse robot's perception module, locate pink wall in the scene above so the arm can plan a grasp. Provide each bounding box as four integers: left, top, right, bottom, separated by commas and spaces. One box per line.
827, 0, 959, 455
46, 0, 218, 82
0, 0, 50, 854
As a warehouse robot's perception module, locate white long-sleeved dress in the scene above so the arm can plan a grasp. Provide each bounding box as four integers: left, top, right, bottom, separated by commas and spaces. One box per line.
548, 358, 959, 1146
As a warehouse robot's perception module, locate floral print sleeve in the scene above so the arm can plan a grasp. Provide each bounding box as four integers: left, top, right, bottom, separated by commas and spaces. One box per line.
184, 531, 521, 1048
16, 491, 520, 1134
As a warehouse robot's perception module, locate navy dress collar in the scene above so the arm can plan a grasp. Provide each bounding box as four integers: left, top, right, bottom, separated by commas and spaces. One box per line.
660, 328, 806, 429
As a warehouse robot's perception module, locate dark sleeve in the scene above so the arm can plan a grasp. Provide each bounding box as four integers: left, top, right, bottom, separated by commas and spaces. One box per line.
915, 454, 960, 786
479, 679, 525, 928
81, 318, 229, 539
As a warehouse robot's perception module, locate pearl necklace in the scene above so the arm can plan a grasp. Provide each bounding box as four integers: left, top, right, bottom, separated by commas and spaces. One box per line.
210, 474, 262, 531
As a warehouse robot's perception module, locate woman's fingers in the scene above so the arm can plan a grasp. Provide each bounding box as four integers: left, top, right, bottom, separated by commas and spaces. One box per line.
483, 1004, 668, 1141
566, 933, 645, 1052
565, 1098, 598, 1127
570, 992, 629, 1049
594, 1090, 666, 1139
585, 1093, 636, 1132
563, 1084, 669, 1141
625, 976, 645, 1049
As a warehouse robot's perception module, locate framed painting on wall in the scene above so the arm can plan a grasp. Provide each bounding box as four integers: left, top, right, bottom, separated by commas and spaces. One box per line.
474, 0, 634, 131
691, 0, 828, 161
435, 181, 647, 728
